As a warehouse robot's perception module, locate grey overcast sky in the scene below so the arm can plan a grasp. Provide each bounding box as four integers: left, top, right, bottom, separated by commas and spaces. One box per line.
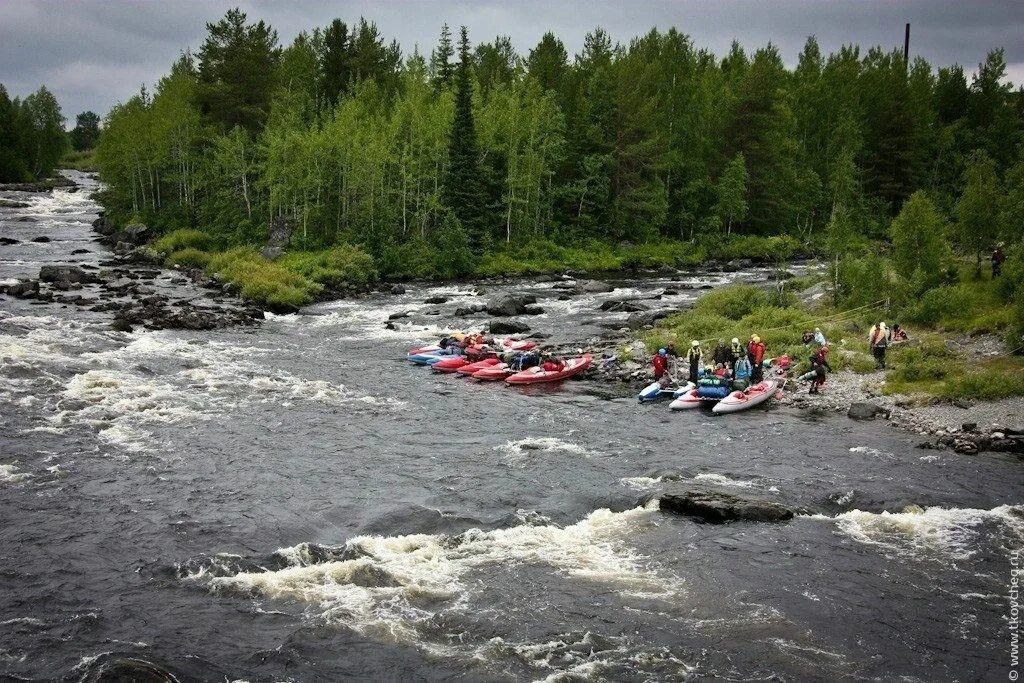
1, 0, 1023, 121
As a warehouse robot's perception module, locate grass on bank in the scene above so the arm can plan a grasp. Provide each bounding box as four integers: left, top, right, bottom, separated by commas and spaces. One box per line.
153, 230, 378, 311
642, 277, 1024, 401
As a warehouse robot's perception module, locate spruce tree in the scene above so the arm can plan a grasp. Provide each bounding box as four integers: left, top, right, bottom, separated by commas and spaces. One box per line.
442, 26, 487, 249
430, 24, 455, 90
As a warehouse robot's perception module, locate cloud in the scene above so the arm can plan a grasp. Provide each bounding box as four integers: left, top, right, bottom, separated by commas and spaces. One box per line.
0, 0, 1021, 118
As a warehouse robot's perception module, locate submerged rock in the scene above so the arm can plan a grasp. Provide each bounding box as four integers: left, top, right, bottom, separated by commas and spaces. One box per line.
660, 490, 794, 523
424, 295, 449, 304
599, 299, 648, 313
3, 280, 40, 298
0, 237, 19, 245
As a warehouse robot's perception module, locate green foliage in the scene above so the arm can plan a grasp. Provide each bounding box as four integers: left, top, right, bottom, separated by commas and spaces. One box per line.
278, 244, 377, 287
70, 111, 101, 151
954, 150, 1001, 271
152, 229, 216, 254
715, 152, 748, 234
889, 192, 955, 296
692, 285, 769, 320
207, 247, 318, 311
167, 247, 212, 268
61, 148, 97, 172
0, 84, 66, 182
886, 341, 1024, 399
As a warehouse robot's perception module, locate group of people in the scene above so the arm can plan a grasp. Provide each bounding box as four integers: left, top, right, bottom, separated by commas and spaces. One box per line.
652, 334, 769, 391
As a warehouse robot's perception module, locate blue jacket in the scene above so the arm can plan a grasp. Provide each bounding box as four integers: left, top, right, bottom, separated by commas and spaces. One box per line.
734, 357, 752, 380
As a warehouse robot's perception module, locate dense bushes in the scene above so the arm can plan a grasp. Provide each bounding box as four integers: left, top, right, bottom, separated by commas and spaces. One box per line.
207, 248, 319, 311
279, 245, 378, 287
153, 229, 216, 254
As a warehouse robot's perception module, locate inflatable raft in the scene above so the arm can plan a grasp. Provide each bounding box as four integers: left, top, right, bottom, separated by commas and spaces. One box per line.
712, 380, 779, 414
506, 355, 593, 385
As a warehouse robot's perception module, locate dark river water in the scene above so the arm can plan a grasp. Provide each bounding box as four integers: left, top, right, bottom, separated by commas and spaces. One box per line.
1, 174, 1021, 681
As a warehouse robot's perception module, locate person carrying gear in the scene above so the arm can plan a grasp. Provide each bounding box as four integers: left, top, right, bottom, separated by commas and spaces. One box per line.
729, 338, 744, 369
869, 322, 889, 369
652, 348, 669, 379
798, 358, 828, 394
747, 334, 766, 383
686, 340, 703, 384
811, 345, 833, 373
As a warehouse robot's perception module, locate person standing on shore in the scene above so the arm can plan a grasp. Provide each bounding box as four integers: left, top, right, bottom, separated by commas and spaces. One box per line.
713, 339, 730, 368
869, 322, 889, 369
992, 246, 1005, 278
686, 340, 703, 383
652, 348, 669, 380
729, 337, 744, 369
747, 335, 765, 383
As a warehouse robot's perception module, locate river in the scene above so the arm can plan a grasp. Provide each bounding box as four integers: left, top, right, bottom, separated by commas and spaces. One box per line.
1, 174, 1021, 681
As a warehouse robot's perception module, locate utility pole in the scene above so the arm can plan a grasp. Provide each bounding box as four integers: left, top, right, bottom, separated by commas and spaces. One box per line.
904, 23, 910, 65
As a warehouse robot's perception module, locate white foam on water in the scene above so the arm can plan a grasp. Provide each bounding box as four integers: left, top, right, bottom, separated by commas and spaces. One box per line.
0, 464, 31, 484
810, 504, 1024, 560
848, 446, 894, 459
190, 501, 678, 647
690, 473, 759, 489
919, 454, 941, 463
496, 437, 593, 464
620, 476, 663, 490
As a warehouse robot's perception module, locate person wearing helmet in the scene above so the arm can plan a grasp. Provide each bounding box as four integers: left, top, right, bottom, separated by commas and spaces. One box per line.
813, 327, 827, 347
729, 337, 744, 369
869, 322, 889, 369
747, 334, 766, 383
686, 340, 703, 383
652, 348, 669, 380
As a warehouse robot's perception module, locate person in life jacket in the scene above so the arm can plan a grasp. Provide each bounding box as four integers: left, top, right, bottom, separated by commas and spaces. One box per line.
869, 322, 889, 369
652, 348, 669, 379
747, 334, 766, 383
890, 323, 908, 342
810, 345, 833, 372
686, 340, 703, 383
727, 337, 743, 370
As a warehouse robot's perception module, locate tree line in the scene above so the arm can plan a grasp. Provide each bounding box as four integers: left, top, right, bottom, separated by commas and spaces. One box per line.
0, 85, 67, 182
84, 9, 1021, 272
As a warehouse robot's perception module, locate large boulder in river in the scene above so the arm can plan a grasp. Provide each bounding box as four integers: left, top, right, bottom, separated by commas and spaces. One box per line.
122, 222, 150, 244
486, 293, 532, 316
39, 265, 91, 284
660, 490, 794, 523
847, 402, 890, 421
580, 279, 614, 293
91, 214, 117, 236
4, 280, 40, 298
625, 309, 674, 330
489, 319, 530, 335
599, 299, 648, 313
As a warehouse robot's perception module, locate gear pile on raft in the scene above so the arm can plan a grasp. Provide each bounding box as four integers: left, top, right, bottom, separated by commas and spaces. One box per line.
407, 332, 592, 385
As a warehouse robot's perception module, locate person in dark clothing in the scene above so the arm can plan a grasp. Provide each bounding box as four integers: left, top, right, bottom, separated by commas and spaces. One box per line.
992, 247, 1005, 278
811, 345, 833, 373
729, 338, 743, 369
712, 339, 730, 368
869, 323, 888, 369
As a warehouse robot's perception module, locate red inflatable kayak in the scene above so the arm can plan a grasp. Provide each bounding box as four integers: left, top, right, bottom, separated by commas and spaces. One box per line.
473, 363, 513, 381
506, 355, 593, 385
432, 356, 471, 373
456, 357, 501, 375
